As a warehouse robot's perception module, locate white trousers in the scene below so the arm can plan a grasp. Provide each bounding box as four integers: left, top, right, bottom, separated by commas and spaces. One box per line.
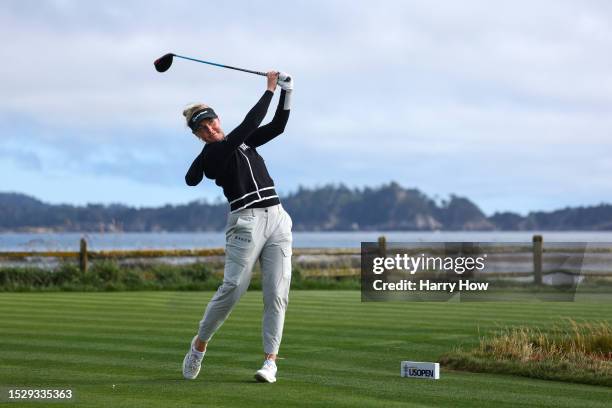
198, 204, 293, 354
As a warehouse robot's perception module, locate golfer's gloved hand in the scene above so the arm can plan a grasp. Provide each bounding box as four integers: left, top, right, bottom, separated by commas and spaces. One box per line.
277, 72, 293, 91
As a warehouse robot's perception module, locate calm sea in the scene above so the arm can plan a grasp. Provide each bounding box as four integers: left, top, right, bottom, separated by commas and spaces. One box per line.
1, 231, 612, 251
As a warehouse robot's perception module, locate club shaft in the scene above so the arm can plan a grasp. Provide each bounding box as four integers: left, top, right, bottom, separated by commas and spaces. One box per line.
174, 54, 267, 77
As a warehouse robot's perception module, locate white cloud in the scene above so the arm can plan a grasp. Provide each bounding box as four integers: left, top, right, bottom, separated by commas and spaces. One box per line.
1, 0, 612, 213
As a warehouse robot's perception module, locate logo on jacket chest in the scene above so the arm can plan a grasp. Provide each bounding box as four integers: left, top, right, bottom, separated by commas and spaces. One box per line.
239, 143, 250, 151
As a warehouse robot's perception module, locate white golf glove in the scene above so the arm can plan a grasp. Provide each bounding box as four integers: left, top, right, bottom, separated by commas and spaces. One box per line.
277, 72, 293, 91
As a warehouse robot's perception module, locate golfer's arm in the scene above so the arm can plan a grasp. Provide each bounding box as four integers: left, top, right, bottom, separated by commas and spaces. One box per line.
185, 150, 205, 186
224, 91, 274, 150
246, 90, 290, 148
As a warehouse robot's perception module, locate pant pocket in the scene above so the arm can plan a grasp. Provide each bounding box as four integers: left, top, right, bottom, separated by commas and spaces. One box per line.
227, 233, 254, 266
225, 217, 256, 286
280, 243, 292, 280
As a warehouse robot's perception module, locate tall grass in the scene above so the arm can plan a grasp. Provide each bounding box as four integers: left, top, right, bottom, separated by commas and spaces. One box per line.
441, 319, 612, 386
480, 320, 611, 362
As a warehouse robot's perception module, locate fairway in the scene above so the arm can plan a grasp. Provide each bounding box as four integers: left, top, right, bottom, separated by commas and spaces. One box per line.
0, 291, 610, 407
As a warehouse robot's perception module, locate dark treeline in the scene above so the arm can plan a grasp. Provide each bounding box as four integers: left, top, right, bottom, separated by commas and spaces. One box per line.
1, 182, 611, 232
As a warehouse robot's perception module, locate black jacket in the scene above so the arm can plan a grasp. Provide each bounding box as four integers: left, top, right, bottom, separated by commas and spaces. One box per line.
185, 90, 290, 212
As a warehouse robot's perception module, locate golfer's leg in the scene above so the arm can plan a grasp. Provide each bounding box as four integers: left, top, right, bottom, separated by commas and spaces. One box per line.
260, 210, 293, 355
198, 215, 261, 343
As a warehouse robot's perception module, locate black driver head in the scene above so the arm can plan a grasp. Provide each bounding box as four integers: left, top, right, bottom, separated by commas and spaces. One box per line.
154, 53, 174, 72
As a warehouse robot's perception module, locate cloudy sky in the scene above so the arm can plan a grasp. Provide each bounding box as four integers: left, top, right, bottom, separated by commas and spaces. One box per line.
1, 0, 611, 215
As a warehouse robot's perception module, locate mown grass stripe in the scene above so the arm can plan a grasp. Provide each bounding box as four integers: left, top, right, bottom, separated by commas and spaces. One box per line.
2, 299, 607, 318
1, 291, 610, 408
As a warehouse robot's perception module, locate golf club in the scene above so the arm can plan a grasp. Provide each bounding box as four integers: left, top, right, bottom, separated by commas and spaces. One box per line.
154, 53, 290, 82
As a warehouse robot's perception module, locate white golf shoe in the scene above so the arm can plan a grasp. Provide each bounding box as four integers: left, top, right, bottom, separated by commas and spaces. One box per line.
254, 359, 277, 383
182, 335, 204, 380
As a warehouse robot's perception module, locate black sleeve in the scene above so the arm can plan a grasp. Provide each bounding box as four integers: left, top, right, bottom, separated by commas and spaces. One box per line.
246, 90, 290, 148
185, 147, 205, 186
204, 91, 274, 164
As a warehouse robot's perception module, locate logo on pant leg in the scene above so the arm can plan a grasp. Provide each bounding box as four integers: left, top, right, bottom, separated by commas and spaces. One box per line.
234, 235, 251, 243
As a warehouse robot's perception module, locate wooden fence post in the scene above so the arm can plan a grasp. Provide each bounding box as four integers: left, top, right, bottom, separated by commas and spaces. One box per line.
79, 238, 88, 274
378, 235, 387, 257
533, 235, 542, 285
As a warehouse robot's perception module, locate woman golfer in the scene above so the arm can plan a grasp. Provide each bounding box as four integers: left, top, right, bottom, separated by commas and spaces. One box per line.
181, 71, 293, 383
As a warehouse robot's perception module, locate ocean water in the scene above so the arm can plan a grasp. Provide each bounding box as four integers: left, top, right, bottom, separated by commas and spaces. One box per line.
1, 231, 612, 251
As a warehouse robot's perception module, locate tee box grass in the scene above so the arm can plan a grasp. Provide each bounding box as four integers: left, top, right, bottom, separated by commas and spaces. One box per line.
0, 291, 610, 407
